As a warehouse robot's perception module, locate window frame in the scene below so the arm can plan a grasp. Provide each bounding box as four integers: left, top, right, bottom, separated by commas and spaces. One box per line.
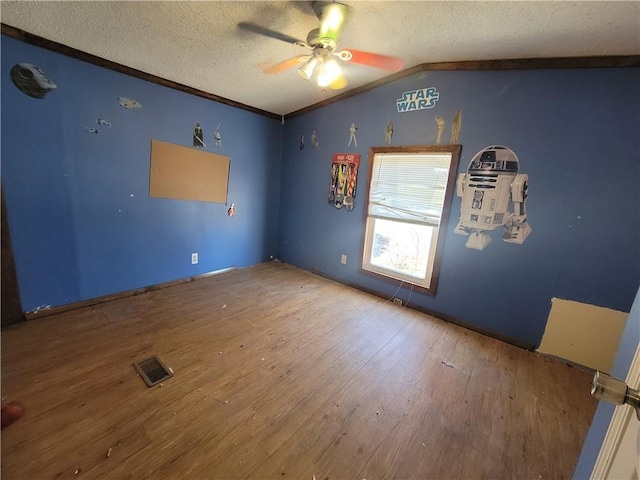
360, 144, 461, 295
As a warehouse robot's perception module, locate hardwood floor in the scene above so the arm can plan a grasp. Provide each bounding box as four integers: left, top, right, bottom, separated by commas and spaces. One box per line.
1, 262, 597, 479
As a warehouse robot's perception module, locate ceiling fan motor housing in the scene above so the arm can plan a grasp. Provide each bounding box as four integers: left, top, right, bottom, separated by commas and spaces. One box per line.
307, 28, 337, 51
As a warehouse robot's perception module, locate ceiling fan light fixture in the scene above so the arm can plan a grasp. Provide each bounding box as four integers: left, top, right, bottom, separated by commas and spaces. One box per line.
297, 58, 317, 80
317, 59, 341, 87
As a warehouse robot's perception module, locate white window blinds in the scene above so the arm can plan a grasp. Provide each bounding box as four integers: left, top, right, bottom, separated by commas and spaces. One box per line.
368, 153, 452, 226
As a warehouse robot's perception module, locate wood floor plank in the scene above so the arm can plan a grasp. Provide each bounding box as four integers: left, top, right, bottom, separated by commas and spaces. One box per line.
246, 313, 420, 478
1, 262, 597, 479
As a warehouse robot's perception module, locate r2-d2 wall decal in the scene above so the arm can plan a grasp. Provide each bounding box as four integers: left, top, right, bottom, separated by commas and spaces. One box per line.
454, 145, 532, 251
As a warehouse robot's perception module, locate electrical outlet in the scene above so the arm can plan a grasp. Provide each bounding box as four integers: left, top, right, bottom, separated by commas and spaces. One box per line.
191, 253, 198, 264
393, 298, 403, 306
341, 254, 347, 265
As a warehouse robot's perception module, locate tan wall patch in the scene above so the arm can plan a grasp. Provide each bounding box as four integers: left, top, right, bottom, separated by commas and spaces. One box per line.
537, 297, 629, 372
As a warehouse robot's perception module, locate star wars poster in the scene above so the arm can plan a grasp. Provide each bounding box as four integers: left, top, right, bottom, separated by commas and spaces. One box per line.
328, 153, 360, 211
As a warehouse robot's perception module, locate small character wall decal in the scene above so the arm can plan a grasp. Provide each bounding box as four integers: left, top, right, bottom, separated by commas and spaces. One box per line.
193, 122, 206, 148
348, 123, 358, 147
84, 118, 111, 135
311, 131, 319, 150
450, 109, 462, 144
454, 145, 532, 250
384, 119, 394, 145
300, 132, 305, 150
10, 63, 57, 98
435, 116, 445, 144
118, 97, 142, 109
214, 124, 222, 149
227, 203, 235, 217
434, 110, 462, 144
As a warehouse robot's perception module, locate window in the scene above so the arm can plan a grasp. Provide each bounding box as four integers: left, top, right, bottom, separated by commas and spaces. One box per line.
361, 145, 461, 294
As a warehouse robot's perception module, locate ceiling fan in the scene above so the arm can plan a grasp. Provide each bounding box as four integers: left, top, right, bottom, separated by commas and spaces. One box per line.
238, 1, 404, 90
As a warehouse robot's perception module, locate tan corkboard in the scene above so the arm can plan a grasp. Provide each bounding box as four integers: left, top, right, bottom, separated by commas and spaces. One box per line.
149, 139, 229, 203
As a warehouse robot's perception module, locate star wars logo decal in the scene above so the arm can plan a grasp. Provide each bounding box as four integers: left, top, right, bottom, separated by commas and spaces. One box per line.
396, 87, 439, 113
329, 154, 360, 211
454, 145, 532, 250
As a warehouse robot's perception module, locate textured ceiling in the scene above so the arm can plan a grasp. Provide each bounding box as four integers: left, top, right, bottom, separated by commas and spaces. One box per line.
1, 1, 639, 116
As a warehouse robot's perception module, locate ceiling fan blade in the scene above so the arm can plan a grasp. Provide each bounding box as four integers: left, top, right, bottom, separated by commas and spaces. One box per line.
263, 55, 310, 74
238, 22, 306, 46
338, 49, 404, 72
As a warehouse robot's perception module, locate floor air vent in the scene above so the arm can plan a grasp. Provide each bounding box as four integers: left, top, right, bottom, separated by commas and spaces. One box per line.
133, 355, 173, 387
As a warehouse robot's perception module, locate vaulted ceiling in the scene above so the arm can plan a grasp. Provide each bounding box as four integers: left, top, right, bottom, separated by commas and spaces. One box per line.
2, 1, 639, 116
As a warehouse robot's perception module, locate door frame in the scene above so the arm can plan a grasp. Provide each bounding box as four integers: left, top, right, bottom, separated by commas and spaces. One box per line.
1, 189, 24, 326
591, 340, 640, 478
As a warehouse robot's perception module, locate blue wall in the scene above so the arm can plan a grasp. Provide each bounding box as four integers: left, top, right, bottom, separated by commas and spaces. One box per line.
573, 286, 640, 479
1, 36, 283, 312
278, 68, 640, 347
2, 33, 637, 472
2, 32, 638, 350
